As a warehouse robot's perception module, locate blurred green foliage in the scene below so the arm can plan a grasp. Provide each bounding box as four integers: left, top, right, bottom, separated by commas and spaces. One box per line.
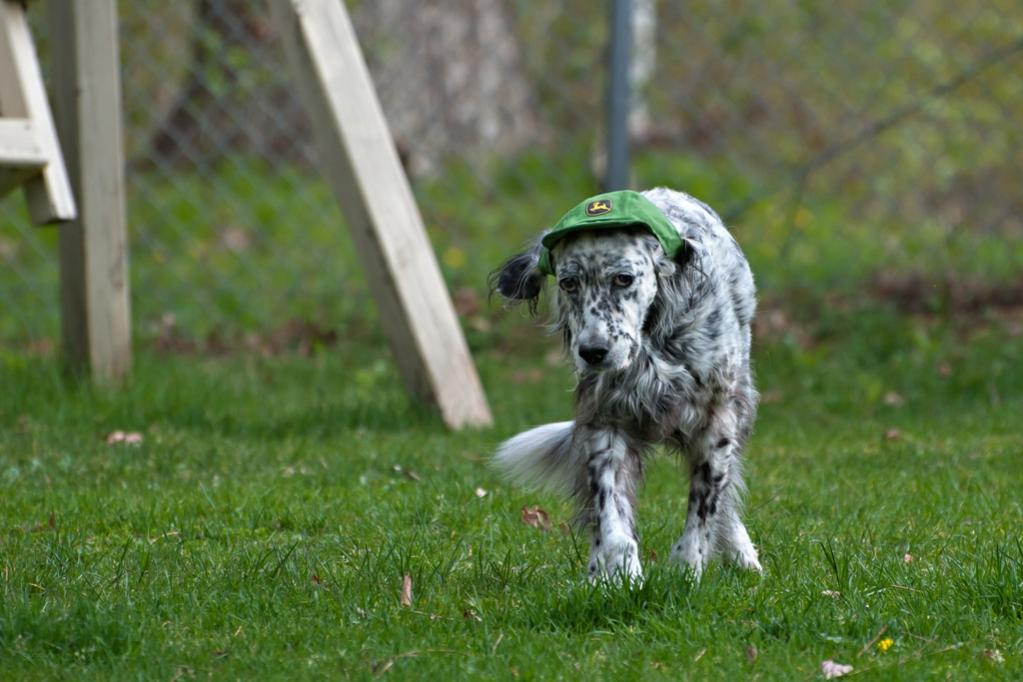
1, 1, 1021, 344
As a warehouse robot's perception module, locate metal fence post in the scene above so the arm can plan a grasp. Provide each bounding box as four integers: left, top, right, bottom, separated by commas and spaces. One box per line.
604, 0, 632, 191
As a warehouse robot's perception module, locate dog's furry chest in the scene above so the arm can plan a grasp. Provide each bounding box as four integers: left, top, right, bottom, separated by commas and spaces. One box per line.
574, 342, 725, 444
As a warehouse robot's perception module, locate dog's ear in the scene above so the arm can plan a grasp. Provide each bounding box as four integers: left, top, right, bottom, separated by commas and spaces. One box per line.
671, 235, 709, 284
674, 240, 696, 270
645, 236, 707, 340
489, 240, 546, 313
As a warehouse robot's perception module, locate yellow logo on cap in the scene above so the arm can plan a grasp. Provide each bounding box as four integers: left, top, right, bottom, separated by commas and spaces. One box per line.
586, 200, 612, 216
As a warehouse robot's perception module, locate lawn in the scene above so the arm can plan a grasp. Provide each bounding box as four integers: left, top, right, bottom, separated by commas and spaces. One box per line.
1, 298, 1021, 679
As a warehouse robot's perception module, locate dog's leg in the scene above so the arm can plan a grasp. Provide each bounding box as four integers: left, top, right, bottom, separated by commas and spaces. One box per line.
578, 427, 643, 583
716, 505, 761, 571
716, 387, 761, 571
670, 402, 758, 578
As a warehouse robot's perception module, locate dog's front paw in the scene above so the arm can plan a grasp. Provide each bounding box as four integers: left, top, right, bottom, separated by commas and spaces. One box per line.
588, 538, 643, 584
725, 546, 763, 573
718, 520, 763, 573
670, 533, 709, 581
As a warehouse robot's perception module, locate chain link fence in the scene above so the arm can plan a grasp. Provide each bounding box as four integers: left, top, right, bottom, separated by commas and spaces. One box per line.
2, 0, 1021, 350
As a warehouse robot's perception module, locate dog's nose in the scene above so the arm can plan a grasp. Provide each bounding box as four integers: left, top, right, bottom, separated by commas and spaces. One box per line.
579, 345, 609, 366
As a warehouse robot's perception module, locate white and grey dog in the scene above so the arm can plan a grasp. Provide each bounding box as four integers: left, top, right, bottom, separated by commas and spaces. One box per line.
492, 187, 761, 582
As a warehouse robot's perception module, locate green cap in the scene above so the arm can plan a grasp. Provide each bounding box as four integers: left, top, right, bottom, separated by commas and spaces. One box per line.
537, 190, 683, 275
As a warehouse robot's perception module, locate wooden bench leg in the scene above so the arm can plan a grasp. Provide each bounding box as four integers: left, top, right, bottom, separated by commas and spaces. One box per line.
49, 0, 131, 383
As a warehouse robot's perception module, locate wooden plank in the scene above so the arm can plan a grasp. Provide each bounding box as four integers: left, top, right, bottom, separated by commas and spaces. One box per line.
0, 0, 76, 223
0, 118, 46, 168
270, 0, 492, 429
0, 3, 28, 115
49, 0, 131, 383
0, 117, 44, 197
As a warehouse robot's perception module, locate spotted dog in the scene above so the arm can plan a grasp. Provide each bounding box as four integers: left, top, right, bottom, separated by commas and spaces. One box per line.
492, 187, 761, 582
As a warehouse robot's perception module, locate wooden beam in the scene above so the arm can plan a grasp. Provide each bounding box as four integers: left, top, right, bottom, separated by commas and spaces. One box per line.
270, 0, 492, 429
0, 118, 44, 197
48, 0, 131, 383
0, 119, 46, 168
0, 0, 75, 223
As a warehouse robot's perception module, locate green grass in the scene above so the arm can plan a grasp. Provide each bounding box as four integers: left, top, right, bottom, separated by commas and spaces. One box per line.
2, 305, 1022, 679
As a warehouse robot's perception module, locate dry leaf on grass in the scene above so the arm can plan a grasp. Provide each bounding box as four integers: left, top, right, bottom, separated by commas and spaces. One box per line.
884, 428, 901, 441
745, 645, 758, 662
821, 659, 853, 678
821, 589, 842, 599
400, 574, 412, 607
468, 316, 492, 333
475, 487, 488, 498
392, 464, 422, 482
883, 391, 905, 406
452, 287, 481, 316
520, 505, 551, 531
106, 431, 143, 445
903, 552, 913, 564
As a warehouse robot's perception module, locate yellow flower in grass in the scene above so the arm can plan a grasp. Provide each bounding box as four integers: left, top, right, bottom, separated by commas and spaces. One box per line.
877, 637, 894, 653
442, 246, 467, 270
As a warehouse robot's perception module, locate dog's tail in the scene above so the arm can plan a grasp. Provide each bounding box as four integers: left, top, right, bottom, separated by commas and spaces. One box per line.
492, 421, 579, 495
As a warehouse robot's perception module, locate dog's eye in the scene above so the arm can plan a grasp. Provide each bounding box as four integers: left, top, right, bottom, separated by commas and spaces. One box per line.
613, 274, 635, 288
559, 277, 579, 293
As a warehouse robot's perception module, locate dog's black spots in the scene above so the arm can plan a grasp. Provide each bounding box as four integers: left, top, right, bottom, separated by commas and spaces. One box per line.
616, 499, 629, 522
659, 338, 683, 362
696, 489, 718, 522
716, 437, 731, 449
598, 489, 607, 511
642, 304, 659, 334
706, 309, 721, 328
712, 472, 726, 486
675, 243, 695, 270
704, 309, 722, 341
595, 538, 601, 547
